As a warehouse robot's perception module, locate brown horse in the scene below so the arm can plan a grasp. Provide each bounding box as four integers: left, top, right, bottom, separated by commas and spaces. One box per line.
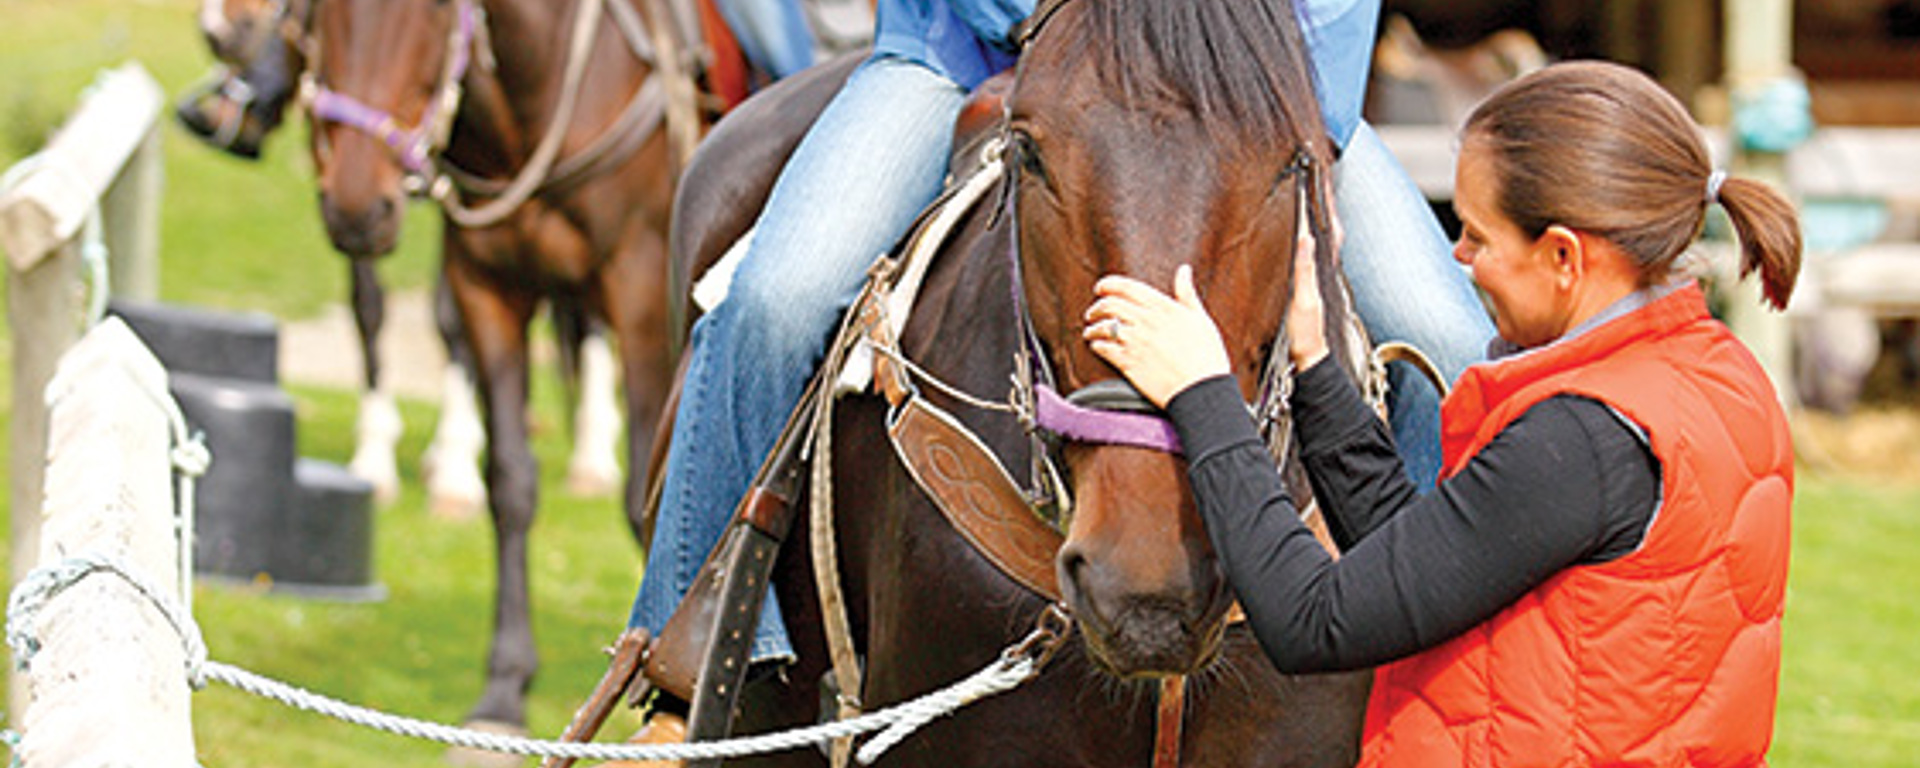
182, 0, 630, 521
305, 0, 683, 733
660, 0, 1374, 764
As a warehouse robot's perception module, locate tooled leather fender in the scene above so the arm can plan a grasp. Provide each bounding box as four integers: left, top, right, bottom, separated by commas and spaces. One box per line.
886, 394, 1065, 600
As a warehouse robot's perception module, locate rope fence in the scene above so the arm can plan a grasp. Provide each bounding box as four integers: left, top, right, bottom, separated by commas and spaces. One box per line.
7, 551, 1056, 765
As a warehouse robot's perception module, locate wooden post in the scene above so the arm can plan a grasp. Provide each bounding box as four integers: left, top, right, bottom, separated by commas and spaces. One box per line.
102, 123, 164, 302
15, 319, 197, 768
2, 61, 166, 721
1721, 0, 1799, 407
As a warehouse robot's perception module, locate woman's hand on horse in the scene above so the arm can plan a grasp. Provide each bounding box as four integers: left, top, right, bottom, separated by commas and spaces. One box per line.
1288, 198, 1331, 371
1084, 264, 1232, 409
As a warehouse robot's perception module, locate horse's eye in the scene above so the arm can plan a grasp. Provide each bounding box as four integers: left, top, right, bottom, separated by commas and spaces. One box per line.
1011, 131, 1048, 184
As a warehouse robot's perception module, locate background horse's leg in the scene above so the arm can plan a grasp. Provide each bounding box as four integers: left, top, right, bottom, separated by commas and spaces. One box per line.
444, 249, 543, 734
346, 259, 403, 505
552, 297, 625, 499
423, 275, 490, 519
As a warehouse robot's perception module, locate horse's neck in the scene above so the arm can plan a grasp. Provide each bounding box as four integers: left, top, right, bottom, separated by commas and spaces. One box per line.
446, 0, 568, 168
904, 218, 1032, 451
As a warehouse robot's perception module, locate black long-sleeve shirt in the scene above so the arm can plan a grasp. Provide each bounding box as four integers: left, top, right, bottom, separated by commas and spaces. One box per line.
1165, 359, 1661, 673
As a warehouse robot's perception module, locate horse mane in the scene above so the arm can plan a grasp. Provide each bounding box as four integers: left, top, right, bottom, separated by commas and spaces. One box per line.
1069, 0, 1328, 149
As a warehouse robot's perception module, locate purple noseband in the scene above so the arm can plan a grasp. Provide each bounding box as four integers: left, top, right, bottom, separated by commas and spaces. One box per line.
1034, 382, 1183, 454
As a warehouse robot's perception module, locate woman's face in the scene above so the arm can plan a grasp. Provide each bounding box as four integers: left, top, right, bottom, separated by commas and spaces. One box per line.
1452, 144, 1568, 349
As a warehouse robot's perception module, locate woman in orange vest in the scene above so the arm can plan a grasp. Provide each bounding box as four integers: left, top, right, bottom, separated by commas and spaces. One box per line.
1084, 60, 1800, 767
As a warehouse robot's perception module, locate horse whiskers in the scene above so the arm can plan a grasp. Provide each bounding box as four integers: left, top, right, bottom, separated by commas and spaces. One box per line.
1179, 638, 1261, 703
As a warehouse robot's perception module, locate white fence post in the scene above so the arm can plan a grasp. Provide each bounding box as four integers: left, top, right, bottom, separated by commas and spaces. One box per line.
15, 319, 197, 767
2, 62, 165, 718
1721, 0, 1799, 407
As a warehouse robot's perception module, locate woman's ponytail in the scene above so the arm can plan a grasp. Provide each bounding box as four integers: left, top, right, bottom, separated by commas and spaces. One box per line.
1715, 175, 1802, 311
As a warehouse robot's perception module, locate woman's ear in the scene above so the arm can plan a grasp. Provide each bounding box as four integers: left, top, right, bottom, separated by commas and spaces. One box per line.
1538, 224, 1585, 287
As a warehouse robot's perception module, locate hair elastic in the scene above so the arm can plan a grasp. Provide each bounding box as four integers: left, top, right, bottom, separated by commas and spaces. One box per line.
1705, 170, 1728, 204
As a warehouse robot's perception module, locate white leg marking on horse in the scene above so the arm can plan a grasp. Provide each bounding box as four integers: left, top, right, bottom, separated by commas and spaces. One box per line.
424, 364, 488, 519
349, 387, 403, 505
566, 333, 624, 498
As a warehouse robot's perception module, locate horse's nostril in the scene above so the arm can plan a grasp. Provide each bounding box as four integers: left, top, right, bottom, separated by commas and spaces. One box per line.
1056, 546, 1087, 592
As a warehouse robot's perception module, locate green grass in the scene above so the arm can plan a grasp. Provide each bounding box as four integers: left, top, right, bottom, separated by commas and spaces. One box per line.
1772, 479, 1920, 765
6, 1, 1920, 765
186, 383, 646, 768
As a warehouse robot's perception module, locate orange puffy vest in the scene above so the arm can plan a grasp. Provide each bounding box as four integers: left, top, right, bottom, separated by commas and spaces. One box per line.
1358, 284, 1793, 767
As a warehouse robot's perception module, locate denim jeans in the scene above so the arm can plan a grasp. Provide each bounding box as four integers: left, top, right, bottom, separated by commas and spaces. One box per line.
627, 56, 966, 663
715, 0, 817, 79
1333, 122, 1495, 488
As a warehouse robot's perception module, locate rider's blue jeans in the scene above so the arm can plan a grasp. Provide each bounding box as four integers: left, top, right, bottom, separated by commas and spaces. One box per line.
627, 56, 966, 664
1333, 122, 1494, 487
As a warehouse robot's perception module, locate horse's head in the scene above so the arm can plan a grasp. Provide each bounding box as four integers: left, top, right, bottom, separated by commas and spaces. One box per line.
199, 0, 290, 65
182, 0, 307, 159
306, 0, 472, 256
1007, 0, 1335, 679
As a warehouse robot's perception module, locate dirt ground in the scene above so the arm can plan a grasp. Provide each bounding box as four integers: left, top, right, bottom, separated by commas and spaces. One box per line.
279, 289, 448, 400
1795, 354, 1920, 483
1798, 406, 1920, 481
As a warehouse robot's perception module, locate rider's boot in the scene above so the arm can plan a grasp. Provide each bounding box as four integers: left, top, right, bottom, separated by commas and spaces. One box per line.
603, 701, 688, 768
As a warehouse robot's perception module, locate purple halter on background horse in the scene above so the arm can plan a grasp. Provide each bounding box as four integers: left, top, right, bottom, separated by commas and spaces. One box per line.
302, 0, 693, 741
653, 0, 1378, 764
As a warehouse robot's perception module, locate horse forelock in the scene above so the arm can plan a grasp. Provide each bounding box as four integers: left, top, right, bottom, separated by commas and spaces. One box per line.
1065, 0, 1326, 150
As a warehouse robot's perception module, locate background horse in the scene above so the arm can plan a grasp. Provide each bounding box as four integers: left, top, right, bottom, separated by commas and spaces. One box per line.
305, 0, 683, 737
663, 0, 1374, 763
180, 0, 627, 519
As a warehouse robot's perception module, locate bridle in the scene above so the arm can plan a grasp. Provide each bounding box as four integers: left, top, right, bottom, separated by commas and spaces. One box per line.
1011, 150, 1320, 457
994, 126, 1322, 529
297, 0, 676, 228
995, 0, 1327, 478
301, 0, 481, 187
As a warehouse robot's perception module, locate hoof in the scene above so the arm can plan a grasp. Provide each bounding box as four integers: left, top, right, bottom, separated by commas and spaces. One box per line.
429, 489, 486, 522
347, 455, 401, 508
564, 463, 621, 499
423, 454, 487, 521
444, 720, 529, 768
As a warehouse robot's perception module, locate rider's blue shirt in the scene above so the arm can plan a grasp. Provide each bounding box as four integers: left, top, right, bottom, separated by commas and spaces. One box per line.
874, 0, 1379, 148
1298, 0, 1380, 149
873, 0, 1032, 90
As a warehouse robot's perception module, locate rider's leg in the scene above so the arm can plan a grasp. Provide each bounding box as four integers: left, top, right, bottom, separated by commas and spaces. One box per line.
716, 0, 819, 80
627, 55, 967, 664
1333, 121, 1494, 488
